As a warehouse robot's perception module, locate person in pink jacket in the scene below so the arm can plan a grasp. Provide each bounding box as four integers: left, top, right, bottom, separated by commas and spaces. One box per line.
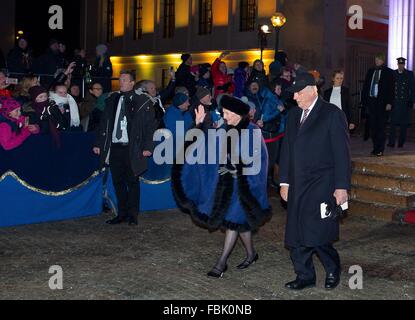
0, 97, 39, 150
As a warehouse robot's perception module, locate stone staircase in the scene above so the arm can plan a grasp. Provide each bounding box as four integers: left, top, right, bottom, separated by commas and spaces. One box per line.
350, 155, 415, 221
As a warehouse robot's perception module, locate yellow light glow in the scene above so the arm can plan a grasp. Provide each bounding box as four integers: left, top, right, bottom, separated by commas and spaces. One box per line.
110, 50, 276, 89
18, 30, 24, 35
135, 55, 151, 62
114, 0, 125, 37
260, 25, 270, 33
176, 0, 189, 28
213, 0, 228, 26
143, 0, 154, 33
271, 12, 287, 28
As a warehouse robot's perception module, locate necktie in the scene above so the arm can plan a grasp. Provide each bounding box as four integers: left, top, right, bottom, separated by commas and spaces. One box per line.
300, 109, 310, 127
115, 96, 125, 140
371, 69, 380, 97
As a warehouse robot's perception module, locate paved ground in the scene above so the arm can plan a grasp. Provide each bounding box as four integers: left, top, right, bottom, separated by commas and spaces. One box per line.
0, 194, 414, 300
350, 132, 415, 157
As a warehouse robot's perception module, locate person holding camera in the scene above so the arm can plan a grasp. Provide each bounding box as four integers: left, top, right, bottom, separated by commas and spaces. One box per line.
279, 73, 351, 291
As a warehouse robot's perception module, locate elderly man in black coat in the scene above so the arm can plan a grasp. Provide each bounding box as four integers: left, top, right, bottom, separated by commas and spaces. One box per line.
361, 53, 394, 157
279, 73, 351, 290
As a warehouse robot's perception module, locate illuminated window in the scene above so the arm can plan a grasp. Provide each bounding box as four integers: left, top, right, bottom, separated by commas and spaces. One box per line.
240, 0, 257, 32
107, 0, 115, 42
199, 0, 212, 35
134, 0, 143, 40
163, 0, 175, 38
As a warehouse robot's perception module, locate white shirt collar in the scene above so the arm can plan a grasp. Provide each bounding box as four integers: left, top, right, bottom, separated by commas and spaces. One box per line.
302, 96, 318, 115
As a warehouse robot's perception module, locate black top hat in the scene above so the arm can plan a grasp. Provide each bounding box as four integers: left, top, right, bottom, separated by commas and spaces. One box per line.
397, 57, 407, 64
287, 73, 317, 93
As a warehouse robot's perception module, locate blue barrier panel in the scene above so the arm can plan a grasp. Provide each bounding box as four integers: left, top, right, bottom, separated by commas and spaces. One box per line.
0, 131, 177, 227
0, 173, 103, 227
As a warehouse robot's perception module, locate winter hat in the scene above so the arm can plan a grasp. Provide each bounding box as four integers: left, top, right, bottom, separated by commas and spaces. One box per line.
238, 61, 249, 69
172, 93, 189, 107
196, 87, 211, 101
29, 85, 47, 102
199, 65, 210, 77
216, 93, 231, 108
96, 44, 108, 56
220, 95, 249, 117
181, 53, 191, 63
0, 97, 21, 116
275, 50, 288, 66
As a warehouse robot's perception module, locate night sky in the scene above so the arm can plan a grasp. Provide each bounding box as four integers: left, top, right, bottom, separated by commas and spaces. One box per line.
15, 0, 81, 57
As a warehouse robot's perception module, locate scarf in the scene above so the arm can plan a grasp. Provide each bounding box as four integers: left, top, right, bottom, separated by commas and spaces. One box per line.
95, 93, 108, 111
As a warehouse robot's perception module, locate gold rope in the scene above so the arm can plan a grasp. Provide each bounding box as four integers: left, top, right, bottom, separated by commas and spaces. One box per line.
0, 170, 101, 196
139, 176, 171, 184
0, 170, 171, 195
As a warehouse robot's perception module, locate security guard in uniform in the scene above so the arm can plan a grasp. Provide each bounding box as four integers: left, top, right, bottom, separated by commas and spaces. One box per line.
388, 57, 415, 148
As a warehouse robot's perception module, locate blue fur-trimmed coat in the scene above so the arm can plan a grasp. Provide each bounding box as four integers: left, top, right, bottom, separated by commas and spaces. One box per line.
171, 118, 272, 232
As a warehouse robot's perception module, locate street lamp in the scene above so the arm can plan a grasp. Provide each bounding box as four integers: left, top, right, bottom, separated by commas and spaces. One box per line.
258, 24, 271, 61
270, 12, 287, 57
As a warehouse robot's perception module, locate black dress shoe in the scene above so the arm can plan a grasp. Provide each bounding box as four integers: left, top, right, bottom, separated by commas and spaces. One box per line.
285, 278, 316, 290
325, 273, 340, 290
207, 265, 228, 278
105, 216, 125, 225
371, 151, 383, 157
237, 253, 259, 269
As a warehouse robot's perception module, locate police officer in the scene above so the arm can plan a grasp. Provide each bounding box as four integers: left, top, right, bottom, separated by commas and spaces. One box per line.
388, 57, 415, 148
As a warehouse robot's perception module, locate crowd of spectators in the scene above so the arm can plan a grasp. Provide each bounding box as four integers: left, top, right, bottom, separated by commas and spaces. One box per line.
1, 36, 360, 188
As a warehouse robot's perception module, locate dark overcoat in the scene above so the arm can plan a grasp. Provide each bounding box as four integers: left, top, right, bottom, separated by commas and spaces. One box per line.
391, 69, 415, 125
279, 98, 351, 247
94, 91, 156, 177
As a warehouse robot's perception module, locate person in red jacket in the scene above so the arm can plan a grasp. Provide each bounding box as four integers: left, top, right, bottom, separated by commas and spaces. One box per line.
0, 97, 39, 150
212, 52, 234, 98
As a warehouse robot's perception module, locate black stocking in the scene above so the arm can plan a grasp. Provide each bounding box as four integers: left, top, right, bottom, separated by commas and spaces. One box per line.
239, 231, 256, 262
214, 230, 238, 271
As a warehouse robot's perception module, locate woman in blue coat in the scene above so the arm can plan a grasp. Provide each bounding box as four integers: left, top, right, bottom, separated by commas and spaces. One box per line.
172, 96, 271, 278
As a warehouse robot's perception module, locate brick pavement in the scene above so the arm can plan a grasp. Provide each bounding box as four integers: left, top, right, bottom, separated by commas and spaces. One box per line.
0, 196, 414, 300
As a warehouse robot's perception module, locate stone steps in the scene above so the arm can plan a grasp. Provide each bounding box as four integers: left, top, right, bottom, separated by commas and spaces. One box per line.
351, 186, 415, 208
350, 157, 415, 221
352, 173, 415, 193
349, 199, 403, 221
